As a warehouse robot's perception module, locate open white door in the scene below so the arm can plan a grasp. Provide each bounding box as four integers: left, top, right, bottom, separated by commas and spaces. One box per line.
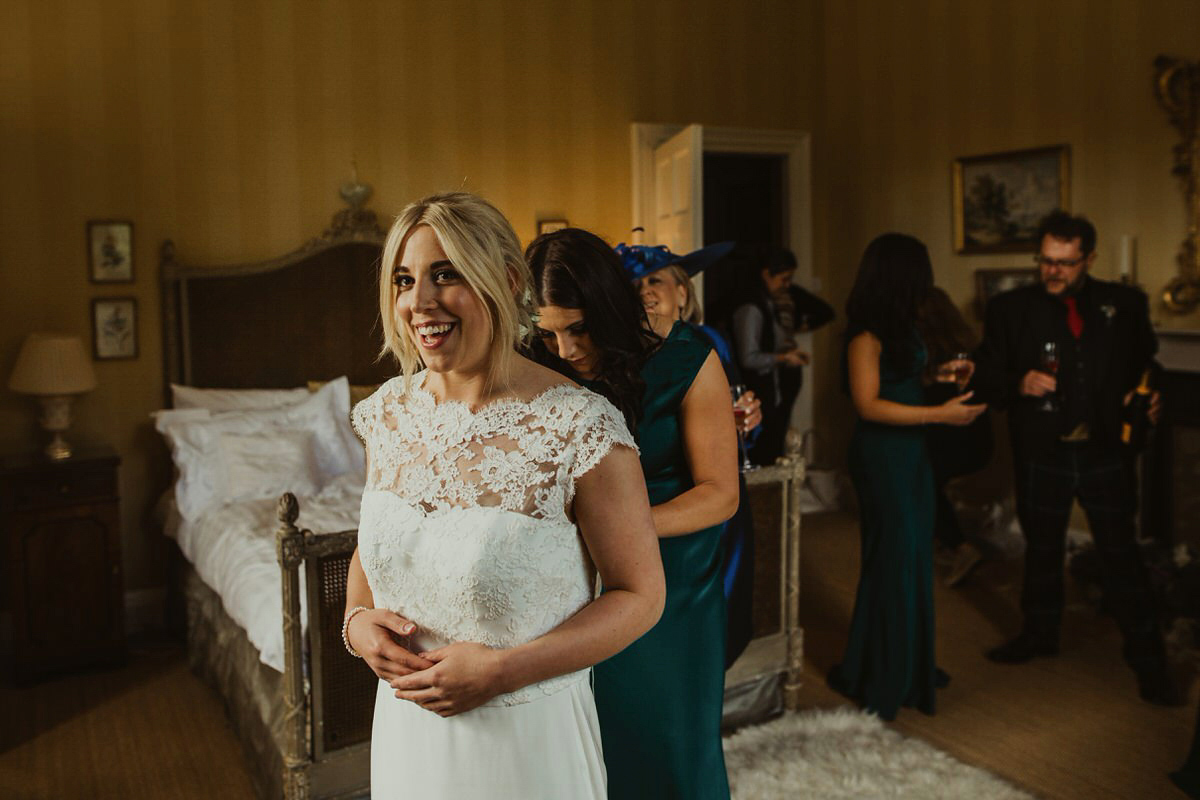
635, 122, 816, 456
652, 124, 705, 307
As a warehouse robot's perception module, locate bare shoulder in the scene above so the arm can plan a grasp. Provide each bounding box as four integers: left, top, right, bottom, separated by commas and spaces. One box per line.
682, 349, 731, 406
507, 356, 581, 399
848, 330, 881, 353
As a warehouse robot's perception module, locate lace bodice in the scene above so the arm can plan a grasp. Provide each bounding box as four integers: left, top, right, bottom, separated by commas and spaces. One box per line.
352, 373, 636, 706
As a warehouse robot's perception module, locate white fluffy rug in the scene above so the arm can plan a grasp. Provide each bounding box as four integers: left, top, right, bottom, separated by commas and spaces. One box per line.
723, 707, 1033, 800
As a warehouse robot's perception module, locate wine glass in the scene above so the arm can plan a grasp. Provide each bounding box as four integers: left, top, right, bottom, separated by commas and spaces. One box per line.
1038, 341, 1059, 412
937, 352, 972, 386
731, 384, 754, 472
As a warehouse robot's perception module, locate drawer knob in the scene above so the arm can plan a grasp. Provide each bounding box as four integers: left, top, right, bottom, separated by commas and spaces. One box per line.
58, 484, 70, 495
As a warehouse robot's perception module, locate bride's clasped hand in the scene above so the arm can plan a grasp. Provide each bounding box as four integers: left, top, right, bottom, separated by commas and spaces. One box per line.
388, 641, 509, 717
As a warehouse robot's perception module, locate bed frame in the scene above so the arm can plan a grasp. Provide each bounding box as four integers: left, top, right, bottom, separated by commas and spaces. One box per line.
159, 187, 805, 798
161, 186, 387, 799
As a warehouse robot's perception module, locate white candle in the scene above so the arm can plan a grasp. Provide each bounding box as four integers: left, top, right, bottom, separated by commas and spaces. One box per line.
1118, 235, 1136, 282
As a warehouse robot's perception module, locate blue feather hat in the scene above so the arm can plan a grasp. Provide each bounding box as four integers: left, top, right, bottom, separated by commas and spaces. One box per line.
614, 240, 734, 282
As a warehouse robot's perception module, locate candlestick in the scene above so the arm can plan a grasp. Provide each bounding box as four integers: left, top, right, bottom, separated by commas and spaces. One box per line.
1118, 235, 1136, 284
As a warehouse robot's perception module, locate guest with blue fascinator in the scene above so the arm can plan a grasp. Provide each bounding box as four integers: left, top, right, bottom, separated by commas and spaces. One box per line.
614, 238, 760, 670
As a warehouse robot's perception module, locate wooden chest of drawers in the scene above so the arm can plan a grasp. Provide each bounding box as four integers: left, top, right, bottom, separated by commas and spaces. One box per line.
1, 446, 125, 682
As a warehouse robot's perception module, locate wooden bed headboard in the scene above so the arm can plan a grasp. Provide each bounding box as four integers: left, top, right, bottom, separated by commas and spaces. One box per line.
159, 188, 396, 401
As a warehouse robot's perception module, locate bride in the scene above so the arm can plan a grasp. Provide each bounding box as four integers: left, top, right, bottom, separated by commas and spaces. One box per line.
341, 192, 664, 798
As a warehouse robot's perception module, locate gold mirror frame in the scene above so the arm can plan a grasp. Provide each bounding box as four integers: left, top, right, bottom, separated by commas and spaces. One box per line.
1155, 55, 1200, 314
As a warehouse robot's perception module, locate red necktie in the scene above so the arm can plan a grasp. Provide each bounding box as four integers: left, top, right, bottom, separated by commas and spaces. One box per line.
1064, 296, 1084, 339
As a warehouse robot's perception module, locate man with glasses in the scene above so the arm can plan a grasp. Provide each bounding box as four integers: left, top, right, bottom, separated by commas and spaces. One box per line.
972, 210, 1178, 705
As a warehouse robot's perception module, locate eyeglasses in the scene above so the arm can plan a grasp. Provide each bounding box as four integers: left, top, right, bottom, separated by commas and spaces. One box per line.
1034, 255, 1086, 268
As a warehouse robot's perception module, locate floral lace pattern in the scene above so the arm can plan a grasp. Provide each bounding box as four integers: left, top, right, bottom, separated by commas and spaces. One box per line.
352, 374, 636, 706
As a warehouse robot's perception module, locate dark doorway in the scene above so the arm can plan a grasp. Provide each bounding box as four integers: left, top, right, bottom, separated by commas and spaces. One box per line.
703, 152, 789, 639
701, 152, 787, 334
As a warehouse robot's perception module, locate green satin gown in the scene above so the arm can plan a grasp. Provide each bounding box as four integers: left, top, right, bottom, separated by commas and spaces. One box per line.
592, 321, 731, 800
827, 340, 939, 721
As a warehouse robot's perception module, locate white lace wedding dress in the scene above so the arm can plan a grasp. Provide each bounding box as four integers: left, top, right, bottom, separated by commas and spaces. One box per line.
351, 372, 636, 799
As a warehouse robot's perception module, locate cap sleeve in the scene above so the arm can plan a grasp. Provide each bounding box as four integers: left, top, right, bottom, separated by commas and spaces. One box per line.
350, 378, 390, 450
569, 393, 639, 488
643, 322, 716, 409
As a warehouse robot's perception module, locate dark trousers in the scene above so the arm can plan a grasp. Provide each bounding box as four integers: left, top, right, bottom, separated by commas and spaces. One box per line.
1014, 442, 1164, 670
750, 366, 803, 466
933, 482, 965, 548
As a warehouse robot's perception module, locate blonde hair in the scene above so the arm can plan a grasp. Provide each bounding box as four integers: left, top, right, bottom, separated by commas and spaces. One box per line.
663, 265, 703, 324
378, 192, 533, 385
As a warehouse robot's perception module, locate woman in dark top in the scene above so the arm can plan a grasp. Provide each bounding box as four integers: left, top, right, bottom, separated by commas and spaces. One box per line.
526, 228, 738, 800
827, 233, 985, 720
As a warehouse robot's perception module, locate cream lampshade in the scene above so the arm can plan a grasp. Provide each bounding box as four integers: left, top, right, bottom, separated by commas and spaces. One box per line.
8, 333, 98, 460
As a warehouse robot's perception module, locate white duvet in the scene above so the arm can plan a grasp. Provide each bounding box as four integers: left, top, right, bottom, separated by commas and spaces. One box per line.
165, 472, 364, 672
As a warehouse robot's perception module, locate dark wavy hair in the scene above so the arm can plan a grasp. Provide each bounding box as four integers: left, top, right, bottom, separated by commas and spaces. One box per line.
525, 228, 660, 431
845, 233, 934, 374
916, 286, 977, 377
1036, 209, 1097, 256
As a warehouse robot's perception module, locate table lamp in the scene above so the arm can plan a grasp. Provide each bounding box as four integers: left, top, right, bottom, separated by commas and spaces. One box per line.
8, 333, 97, 460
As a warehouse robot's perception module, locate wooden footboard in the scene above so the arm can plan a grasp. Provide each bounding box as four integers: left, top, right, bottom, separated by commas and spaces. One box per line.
275, 494, 374, 800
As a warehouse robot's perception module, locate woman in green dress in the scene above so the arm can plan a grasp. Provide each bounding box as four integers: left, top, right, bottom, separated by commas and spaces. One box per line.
526, 228, 740, 799
827, 233, 986, 720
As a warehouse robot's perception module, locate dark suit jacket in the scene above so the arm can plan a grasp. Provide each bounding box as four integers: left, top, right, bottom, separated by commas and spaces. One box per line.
972, 276, 1157, 460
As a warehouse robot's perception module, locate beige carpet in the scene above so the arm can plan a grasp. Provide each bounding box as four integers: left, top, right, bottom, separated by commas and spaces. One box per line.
724, 707, 1033, 800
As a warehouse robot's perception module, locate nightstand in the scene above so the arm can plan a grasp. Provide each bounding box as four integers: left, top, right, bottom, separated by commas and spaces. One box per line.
0, 445, 125, 682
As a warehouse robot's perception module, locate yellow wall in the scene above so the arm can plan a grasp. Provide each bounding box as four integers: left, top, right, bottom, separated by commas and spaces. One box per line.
0, 0, 820, 594
812, 0, 1200, 461
4, 0, 1199, 603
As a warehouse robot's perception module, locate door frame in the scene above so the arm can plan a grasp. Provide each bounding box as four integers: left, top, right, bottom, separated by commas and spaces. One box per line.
630, 123, 813, 286
630, 122, 816, 444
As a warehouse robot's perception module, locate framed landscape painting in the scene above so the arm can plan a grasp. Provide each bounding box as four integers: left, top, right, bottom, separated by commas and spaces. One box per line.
953, 145, 1070, 254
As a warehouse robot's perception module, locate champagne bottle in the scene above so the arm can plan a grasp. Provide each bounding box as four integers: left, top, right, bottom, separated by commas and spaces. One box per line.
1120, 369, 1153, 450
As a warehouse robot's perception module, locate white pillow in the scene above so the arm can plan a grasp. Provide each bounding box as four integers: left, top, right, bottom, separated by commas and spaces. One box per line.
219, 429, 323, 504
156, 377, 362, 520
171, 383, 310, 412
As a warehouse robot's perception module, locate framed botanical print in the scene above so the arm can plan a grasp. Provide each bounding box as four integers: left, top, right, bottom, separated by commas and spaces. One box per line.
88, 220, 134, 283
953, 146, 1070, 254
91, 297, 138, 360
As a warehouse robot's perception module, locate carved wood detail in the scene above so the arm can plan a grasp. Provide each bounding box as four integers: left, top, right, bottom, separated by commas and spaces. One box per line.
1155, 55, 1200, 314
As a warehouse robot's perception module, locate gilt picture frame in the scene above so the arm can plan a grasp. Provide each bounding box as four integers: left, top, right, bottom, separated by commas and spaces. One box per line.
953, 145, 1070, 254
537, 219, 568, 235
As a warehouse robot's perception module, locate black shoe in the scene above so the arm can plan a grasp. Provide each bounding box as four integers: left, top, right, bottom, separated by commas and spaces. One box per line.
1137, 667, 1185, 707
985, 633, 1059, 664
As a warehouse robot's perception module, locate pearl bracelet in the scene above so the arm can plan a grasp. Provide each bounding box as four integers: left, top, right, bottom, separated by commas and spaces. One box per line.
342, 606, 371, 658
